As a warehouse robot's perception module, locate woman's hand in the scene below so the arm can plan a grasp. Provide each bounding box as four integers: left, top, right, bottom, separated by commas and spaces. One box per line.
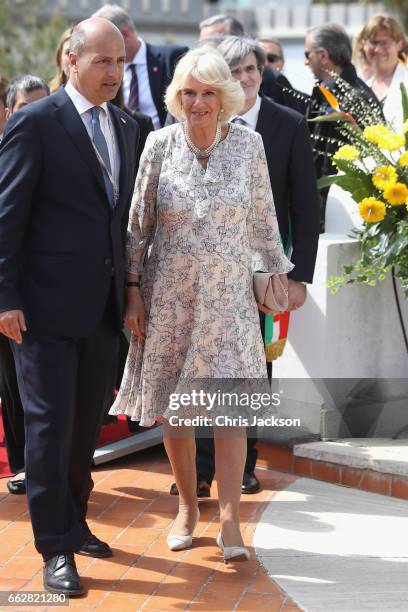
256, 303, 275, 315
124, 288, 146, 341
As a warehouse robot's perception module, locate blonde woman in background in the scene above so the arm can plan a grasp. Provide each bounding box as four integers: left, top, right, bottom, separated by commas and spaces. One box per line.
356, 15, 408, 130
49, 27, 73, 93
352, 29, 374, 81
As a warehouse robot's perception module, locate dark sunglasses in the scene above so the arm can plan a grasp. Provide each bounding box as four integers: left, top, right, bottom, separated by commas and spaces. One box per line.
304, 50, 311, 59
266, 53, 283, 63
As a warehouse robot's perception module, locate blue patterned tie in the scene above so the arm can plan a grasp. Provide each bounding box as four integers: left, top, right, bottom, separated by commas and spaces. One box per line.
232, 116, 249, 127
90, 106, 115, 209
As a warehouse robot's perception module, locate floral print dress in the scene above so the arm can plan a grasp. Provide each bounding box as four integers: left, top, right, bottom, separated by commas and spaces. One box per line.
110, 122, 293, 425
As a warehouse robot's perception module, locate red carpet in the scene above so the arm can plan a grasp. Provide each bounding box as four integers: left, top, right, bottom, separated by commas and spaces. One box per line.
0, 407, 134, 479
96, 414, 134, 448
0, 406, 12, 478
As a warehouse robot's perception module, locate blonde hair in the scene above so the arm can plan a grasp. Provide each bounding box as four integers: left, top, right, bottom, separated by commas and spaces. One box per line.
165, 46, 245, 124
357, 15, 408, 63
49, 27, 73, 93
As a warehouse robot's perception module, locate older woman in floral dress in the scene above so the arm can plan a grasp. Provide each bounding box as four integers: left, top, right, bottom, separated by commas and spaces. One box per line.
111, 47, 293, 562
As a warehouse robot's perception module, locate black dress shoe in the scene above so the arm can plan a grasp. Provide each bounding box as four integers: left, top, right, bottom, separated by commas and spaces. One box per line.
43, 553, 84, 596
77, 533, 112, 558
197, 480, 211, 498
7, 477, 26, 495
169, 480, 211, 498
241, 472, 260, 494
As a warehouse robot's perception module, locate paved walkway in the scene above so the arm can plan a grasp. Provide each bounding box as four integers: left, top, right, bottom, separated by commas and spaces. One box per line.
2, 443, 407, 610
0, 446, 299, 611
254, 474, 408, 612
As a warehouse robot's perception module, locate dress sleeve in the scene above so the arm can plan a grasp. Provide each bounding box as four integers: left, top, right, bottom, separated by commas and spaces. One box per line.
247, 132, 294, 275
126, 131, 162, 274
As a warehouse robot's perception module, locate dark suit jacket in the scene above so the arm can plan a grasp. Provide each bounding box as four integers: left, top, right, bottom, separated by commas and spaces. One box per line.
261, 67, 304, 114
255, 96, 320, 283
146, 42, 188, 127
0, 88, 139, 336
306, 62, 383, 180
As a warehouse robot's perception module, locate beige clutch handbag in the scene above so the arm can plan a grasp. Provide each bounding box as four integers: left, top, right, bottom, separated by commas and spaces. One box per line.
253, 273, 289, 312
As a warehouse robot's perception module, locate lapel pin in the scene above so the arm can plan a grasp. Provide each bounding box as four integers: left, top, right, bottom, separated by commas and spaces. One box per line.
120, 117, 126, 124
153, 66, 159, 73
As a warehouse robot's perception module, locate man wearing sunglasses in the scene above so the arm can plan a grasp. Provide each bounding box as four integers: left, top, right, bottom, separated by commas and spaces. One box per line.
258, 38, 285, 72
304, 23, 383, 231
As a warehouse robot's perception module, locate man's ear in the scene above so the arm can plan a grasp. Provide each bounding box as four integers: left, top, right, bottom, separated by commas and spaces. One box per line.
68, 51, 78, 72
5, 107, 11, 120
121, 25, 130, 40
319, 48, 331, 67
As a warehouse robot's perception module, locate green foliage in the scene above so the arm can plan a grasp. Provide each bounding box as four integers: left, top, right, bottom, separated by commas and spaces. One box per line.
0, 0, 68, 82
314, 79, 408, 298
329, 214, 408, 298
401, 84, 408, 149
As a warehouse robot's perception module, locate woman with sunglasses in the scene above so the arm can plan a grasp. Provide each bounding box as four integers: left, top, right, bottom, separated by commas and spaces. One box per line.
356, 15, 408, 131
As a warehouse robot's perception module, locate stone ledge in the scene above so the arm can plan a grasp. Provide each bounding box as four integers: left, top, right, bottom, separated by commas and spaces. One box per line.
294, 439, 408, 477
257, 440, 408, 500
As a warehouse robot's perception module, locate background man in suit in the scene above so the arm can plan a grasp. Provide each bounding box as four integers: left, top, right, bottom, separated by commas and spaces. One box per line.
93, 3, 188, 129
304, 23, 382, 230
0, 75, 49, 497
171, 37, 319, 498
257, 37, 285, 72
0, 17, 139, 595
199, 14, 302, 112
5, 74, 49, 117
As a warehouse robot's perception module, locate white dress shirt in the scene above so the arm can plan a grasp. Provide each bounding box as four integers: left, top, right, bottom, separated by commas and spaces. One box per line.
123, 38, 160, 130
366, 62, 408, 132
65, 80, 120, 188
231, 95, 262, 130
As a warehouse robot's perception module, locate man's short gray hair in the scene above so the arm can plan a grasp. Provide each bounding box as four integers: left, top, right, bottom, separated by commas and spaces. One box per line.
257, 37, 284, 59
308, 23, 352, 68
217, 36, 265, 72
92, 3, 136, 33
69, 24, 86, 56
6, 75, 49, 110
199, 14, 244, 37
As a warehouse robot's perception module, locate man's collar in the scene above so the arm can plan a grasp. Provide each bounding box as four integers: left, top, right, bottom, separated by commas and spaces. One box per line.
65, 80, 108, 116
127, 38, 146, 67
339, 62, 357, 85
236, 95, 261, 130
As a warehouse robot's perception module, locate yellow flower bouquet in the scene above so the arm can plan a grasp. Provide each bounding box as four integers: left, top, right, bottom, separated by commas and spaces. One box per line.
316, 83, 408, 297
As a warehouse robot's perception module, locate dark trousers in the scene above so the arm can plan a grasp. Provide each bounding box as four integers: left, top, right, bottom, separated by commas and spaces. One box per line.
195, 430, 258, 486
195, 311, 272, 484
0, 334, 25, 474
11, 300, 119, 559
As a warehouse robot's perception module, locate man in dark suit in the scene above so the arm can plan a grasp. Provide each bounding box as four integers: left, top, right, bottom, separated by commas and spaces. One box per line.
172, 37, 319, 497
304, 23, 383, 230
0, 18, 139, 595
93, 3, 188, 129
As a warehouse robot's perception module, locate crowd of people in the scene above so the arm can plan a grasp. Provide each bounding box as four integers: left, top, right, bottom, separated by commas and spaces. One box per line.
0, 2, 407, 598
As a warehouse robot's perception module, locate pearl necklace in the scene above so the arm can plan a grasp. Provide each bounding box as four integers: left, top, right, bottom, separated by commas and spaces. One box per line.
182, 121, 222, 159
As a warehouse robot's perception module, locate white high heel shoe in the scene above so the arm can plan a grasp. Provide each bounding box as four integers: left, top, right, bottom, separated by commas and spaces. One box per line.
167, 509, 200, 551
216, 532, 250, 563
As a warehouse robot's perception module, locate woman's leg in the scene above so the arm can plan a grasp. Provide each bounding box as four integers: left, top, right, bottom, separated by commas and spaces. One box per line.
163, 421, 198, 535
214, 426, 247, 547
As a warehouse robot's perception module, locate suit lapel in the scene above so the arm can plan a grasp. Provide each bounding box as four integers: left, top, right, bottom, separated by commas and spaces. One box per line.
108, 104, 129, 215
52, 88, 109, 206
146, 44, 164, 119
255, 97, 276, 145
